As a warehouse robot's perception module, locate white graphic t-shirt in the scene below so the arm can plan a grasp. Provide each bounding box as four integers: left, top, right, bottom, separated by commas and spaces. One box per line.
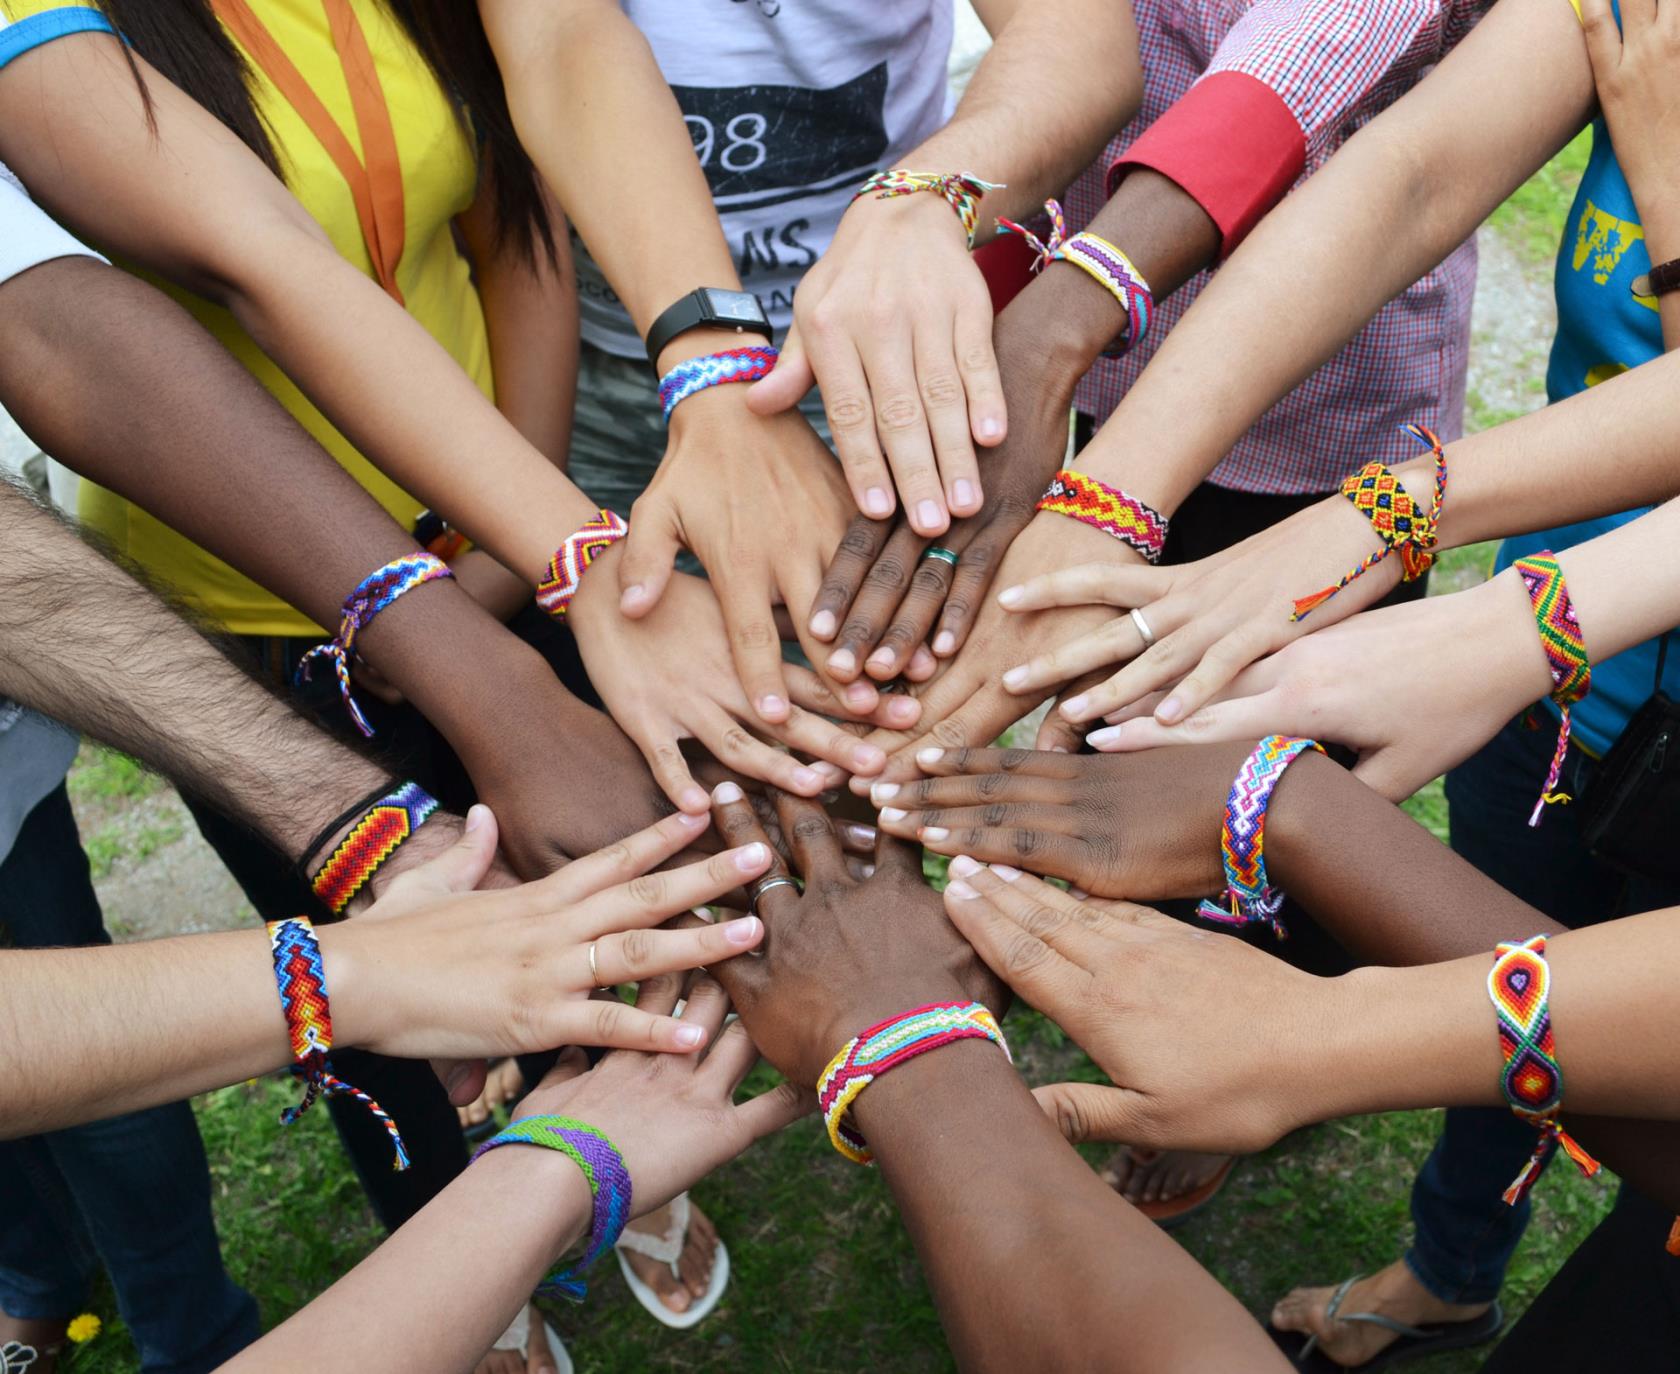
577, 0, 955, 358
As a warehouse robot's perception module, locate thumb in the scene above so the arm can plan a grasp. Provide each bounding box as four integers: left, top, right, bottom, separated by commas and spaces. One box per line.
1032, 1080, 1150, 1147
380, 804, 499, 903
1349, 746, 1419, 806
745, 325, 814, 415
617, 504, 681, 619
431, 1056, 488, 1108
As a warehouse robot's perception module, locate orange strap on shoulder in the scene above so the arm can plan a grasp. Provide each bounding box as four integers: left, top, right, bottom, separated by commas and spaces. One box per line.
211, 0, 406, 304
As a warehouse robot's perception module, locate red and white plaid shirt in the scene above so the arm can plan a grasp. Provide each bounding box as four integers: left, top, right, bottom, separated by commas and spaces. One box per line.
1066, 0, 1491, 495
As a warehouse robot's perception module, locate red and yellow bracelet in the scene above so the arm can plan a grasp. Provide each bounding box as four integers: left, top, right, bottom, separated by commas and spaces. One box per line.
1037, 469, 1169, 564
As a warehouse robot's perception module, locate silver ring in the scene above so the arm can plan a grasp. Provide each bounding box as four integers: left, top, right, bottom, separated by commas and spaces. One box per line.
1130, 606, 1156, 649
748, 874, 799, 914
587, 941, 603, 989
923, 546, 959, 568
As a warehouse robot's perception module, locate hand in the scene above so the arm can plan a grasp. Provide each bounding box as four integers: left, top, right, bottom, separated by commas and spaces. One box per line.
748, 190, 1005, 534
995, 492, 1409, 731
942, 860, 1340, 1155
367, 806, 519, 902
1085, 571, 1551, 802
512, 976, 811, 1218
1581, 0, 1680, 244
615, 394, 895, 725
802, 305, 1080, 681
570, 561, 897, 809
325, 806, 775, 1066
701, 781, 1007, 1087
870, 744, 1248, 901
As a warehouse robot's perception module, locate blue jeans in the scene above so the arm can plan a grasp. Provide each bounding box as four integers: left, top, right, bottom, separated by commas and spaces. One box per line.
1403, 718, 1680, 1304
0, 784, 260, 1373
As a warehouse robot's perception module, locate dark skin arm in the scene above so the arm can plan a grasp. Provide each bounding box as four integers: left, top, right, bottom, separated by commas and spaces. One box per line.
701, 784, 1284, 1373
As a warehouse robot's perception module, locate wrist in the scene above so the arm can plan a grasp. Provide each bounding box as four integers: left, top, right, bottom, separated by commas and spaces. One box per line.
849, 1035, 1018, 1149
654, 324, 770, 376
310, 918, 395, 1053
993, 284, 1100, 416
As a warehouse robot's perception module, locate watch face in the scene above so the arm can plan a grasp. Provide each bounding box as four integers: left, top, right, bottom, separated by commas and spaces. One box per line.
701, 288, 768, 325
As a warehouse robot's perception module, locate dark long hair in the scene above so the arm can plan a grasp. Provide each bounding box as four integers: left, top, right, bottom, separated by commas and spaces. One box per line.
96, 0, 555, 264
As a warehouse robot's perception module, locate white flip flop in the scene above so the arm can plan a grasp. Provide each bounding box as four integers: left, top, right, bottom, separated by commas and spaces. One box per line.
489, 1303, 572, 1374
614, 1192, 730, 1330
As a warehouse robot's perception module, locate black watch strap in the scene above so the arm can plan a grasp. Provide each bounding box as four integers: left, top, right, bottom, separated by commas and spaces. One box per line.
645, 288, 773, 367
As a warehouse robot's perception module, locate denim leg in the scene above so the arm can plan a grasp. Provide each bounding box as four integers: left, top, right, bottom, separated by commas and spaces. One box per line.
0, 784, 259, 1372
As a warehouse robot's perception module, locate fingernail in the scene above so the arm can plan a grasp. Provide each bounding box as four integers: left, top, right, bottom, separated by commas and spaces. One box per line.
846, 822, 878, 844
724, 916, 761, 945
828, 649, 857, 675
952, 479, 976, 509
932, 631, 955, 655
948, 854, 981, 879
811, 762, 846, 786
1048, 743, 1070, 754
792, 766, 825, 792
621, 584, 646, 610
1086, 726, 1120, 749
675, 1024, 705, 1047
680, 785, 711, 813
916, 747, 943, 766
861, 863, 876, 878
922, 826, 950, 841
865, 487, 893, 517
676, 809, 709, 828
915, 499, 942, 531
713, 781, 744, 803
978, 416, 1003, 441
889, 696, 919, 722
879, 807, 907, 824
998, 585, 1023, 607
1061, 694, 1088, 718
853, 745, 886, 772
871, 782, 900, 804
867, 647, 896, 671
810, 609, 837, 639
1157, 696, 1183, 724
1002, 666, 1028, 690
464, 804, 490, 834
990, 864, 1022, 881
758, 694, 786, 719
735, 842, 769, 871
946, 879, 979, 899
444, 1062, 475, 1097
844, 681, 876, 709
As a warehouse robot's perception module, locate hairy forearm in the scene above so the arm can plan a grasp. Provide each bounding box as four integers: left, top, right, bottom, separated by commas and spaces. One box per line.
859, 1042, 1283, 1372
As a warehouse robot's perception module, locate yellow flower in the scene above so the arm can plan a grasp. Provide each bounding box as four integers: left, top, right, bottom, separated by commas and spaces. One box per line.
65, 1314, 101, 1344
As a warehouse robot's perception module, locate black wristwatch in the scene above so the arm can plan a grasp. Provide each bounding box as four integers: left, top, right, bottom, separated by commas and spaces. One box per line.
644, 287, 772, 367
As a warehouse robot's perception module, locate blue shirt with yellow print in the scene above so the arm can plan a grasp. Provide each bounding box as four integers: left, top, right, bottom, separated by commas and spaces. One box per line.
1493, 117, 1678, 756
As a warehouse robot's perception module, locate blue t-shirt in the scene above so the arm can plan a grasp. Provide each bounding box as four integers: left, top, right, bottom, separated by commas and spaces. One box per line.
1494, 117, 1678, 756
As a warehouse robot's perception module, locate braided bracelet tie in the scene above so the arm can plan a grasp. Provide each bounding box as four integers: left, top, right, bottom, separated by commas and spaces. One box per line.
854, 168, 1004, 248
817, 1001, 1009, 1165
658, 345, 780, 421
1037, 470, 1169, 564
267, 916, 410, 1170
1291, 424, 1448, 622
995, 197, 1068, 267
309, 781, 439, 915
296, 553, 454, 737
472, 1115, 633, 1300
1512, 552, 1591, 828
1196, 735, 1325, 939
535, 510, 629, 619
1488, 935, 1600, 1205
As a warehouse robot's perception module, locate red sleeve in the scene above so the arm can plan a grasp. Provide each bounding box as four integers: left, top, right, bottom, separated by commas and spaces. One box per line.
973, 228, 1042, 314
1105, 71, 1305, 260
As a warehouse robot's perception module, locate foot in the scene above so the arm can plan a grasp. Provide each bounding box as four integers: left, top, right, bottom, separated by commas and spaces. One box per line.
457, 1058, 526, 1131
1270, 1259, 1492, 1368
619, 1201, 720, 1316
0, 1313, 68, 1374
1101, 1146, 1230, 1206
472, 1303, 559, 1374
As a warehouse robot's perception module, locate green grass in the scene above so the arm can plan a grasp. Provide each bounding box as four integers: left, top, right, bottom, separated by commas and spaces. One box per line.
67, 747, 165, 807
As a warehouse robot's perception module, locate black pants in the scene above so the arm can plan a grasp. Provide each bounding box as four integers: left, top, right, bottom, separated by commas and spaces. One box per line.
183, 605, 592, 1232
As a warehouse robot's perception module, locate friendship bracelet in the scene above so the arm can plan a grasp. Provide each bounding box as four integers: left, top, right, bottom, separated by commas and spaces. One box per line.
1512, 552, 1592, 827
1290, 424, 1448, 622
266, 916, 410, 1170
1196, 735, 1326, 939
1057, 232, 1153, 358
853, 169, 1004, 248
309, 781, 439, 916
295, 780, 400, 891
471, 1115, 633, 1300
658, 345, 780, 421
817, 1001, 1009, 1165
535, 510, 629, 619
296, 553, 454, 737
1036, 470, 1169, 563
1487, 935, 1600, 1206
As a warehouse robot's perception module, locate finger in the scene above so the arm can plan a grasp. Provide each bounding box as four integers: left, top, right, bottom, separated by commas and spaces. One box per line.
731, 1078, 816, 1142
1349, 746, 1425, 806
691, 703, 829, 796
432, 1057, 488, 1108
1086, 690, 1290, 753
778, 564, 886, 719
770, 788, 848, 887
957, 862, 1129, 964
1001, 615, 1141, 696
808, 513, 893, 643
995, 561, 1170, 613
1578, 0, 1626, 74
826, 523, 926, 681
377, 803, 498, 900
772, 703, 889, 781
713, 569, 793, 725
629, 717, 713, 815
1622, 0, 1656, 40
700, 1015, 765, 1093
866, 547, 958, 680
533, 809, 713, 906
931, 518, 1013, 657
912, 325, 983, 518
863, 336, 948, 536
781, 661, 888, 727
941, 862, 1083, 998
577, 996, 718, 1053
710, 781, 799, 903
1033, 1081, 1150, 1147
812, 330, 897, 519
577, 842, 775, 938
1151, 625, 1279, 727
905, 818, 1101, 886
529, 1045, 590, 1096
870, 756, 1073, 810
588, 916, 765, 991
955, 291, 1006, 458
745, 323, 814, 416
909, 744, 1085, 781
680, 973, 732, 1040
906, 644, 938, 681
850, 682, 1036, 794
839, 819, 877, 856
617, 499, 681, 618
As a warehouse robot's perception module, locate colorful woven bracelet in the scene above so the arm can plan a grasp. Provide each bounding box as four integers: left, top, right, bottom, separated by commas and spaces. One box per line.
657, 345, 780, 421
1512, 552, 1591, 828
535, 510, 629, 619
1036, 469, 1169, 563
817, 1001, 1009, 1166
1196, 735, 1326, 939
853, 168, 1003, 248
309, 780, 439, 916
1058, 232, 1152, 358
266, 916, 410, 1170
1488, 934, 1600, 1205
295, 553, 453, 738
471, 1114, 633, 1301
1291, 424, 1447, 621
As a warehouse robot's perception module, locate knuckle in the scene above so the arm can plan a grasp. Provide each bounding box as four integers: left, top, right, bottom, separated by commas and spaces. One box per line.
977, 772, 1008, 799
958, 344, 995, 375
1004, 931, 1050, 977
599, 841, 634, 872
910, 562, 948, 596
999, 749, 1033, 773
1018, 901, 1064, 941
839, 524, 883, 560
719, 726, 757, 759
1010, 828, 1043, 859
792, 814, 834, 843
627, 873, 666, 908
594, 1000, 624, 1040
929, 717, 971, 750
918, 370, 964, 410
732, 620, 778, 651
875, 394, 924, 432
618, 927, 655, 971
982, 802, 1009, 827
827, 393, 872, 433
940, 593, 971, 625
